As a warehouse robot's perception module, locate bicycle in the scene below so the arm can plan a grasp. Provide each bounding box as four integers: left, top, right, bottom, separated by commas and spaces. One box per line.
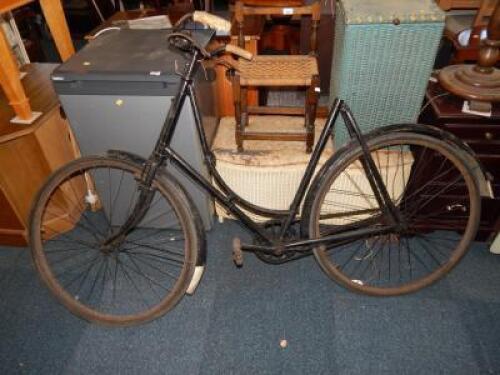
29, 11, 492, 326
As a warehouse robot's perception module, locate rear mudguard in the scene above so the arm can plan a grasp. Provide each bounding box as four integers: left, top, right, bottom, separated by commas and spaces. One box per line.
106, 149, 207, 267
315, 123, 493, 199
370, 123, 493, 198
301, 123, 493, 238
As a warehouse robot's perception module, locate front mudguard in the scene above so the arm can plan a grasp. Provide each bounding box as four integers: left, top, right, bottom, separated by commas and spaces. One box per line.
106, 149, 207, 267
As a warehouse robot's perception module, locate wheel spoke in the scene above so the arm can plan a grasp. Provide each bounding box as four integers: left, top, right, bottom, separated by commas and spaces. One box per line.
30, 158, 194, 325
311, 136, 478, 295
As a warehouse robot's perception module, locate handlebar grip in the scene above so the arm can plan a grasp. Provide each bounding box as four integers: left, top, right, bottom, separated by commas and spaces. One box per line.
225, 44, 253, 60
193, 11, 231, 33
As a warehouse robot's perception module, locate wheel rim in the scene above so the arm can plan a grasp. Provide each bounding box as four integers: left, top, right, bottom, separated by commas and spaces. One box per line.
312, 136, 479, 295
31, 159, 194, 324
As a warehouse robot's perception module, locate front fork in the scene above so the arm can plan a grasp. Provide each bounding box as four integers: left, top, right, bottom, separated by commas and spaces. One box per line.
101, 158, 160, 247
102, 52, 199, 247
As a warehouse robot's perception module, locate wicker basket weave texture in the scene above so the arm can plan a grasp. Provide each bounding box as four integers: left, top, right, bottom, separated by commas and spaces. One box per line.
213, 116, 330, 221
212, 116, 414, 222
239, 55, 318, 86
331, 1, 444, 147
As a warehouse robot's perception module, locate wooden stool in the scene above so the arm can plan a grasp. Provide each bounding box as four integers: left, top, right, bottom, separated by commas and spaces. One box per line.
232, 1, 320, 153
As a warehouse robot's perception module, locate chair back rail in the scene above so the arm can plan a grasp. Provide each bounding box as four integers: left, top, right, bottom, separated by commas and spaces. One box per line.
234, 1, 320, 56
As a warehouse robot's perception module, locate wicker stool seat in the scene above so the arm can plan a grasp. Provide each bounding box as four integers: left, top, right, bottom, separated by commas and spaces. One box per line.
232, 1, 321, 153
239, 55, 319, 86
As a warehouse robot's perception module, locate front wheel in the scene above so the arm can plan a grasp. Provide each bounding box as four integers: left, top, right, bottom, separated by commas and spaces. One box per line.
29, 156, 200, 326
304, 132, 481, 296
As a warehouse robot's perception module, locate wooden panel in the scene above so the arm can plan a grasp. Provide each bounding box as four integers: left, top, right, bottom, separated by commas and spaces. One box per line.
0, 130, 52, 225
34, 107, 78, 171
0, 187, 23, 229
0, 228, 27, 246
0, 63, 83, 246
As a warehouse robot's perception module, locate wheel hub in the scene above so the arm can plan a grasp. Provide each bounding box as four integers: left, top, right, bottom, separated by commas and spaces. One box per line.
100, 235, 124, 254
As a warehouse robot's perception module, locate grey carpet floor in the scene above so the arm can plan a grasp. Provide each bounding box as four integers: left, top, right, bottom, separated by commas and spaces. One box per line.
1, 221, 500, 374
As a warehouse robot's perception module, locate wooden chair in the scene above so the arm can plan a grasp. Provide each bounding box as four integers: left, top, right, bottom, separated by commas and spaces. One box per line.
232, 1, 320, 153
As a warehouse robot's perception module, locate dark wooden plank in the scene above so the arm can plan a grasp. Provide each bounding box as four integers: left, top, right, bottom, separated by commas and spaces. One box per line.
242, 131, 307, 141
248, 105, 328, 117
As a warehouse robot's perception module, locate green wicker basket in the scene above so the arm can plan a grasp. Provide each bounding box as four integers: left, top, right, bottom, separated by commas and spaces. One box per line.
331, 0, 445, 146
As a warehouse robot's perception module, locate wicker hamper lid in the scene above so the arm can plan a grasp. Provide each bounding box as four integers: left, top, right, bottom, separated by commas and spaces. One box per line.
339, 0, 445, 25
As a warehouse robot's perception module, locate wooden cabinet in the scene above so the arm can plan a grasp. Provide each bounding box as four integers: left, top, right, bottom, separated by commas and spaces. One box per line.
0, 64, 81, 246
419, 81, 500, 241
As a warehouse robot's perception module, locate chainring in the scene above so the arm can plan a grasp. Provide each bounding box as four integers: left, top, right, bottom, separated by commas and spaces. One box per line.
253, 221, 308, 264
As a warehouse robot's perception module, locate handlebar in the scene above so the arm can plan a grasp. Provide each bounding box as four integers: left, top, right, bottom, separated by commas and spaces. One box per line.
224, 44, 253, 60
192, 11, 231, 33
169, 12, 254, 62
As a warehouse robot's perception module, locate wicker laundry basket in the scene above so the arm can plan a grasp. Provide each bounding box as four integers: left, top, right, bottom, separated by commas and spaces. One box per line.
212, 116, 331, 221
320, 150, 414, 226
331, 0, 445, 146
212, 116, 414, 223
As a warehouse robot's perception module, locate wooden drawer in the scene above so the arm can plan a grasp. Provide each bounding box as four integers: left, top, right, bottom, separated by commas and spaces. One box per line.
441, 123, 500, 155
442, 124, 500, 141
418, 81, 500, 241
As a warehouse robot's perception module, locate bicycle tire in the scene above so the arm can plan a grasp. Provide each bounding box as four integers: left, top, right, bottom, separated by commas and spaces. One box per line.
30, 156, 200, 326
303, 132, 480, 296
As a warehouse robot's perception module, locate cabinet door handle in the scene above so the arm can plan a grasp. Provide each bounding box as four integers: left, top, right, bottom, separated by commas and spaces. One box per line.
485, 132, 494, 140
446, 204, 467, 212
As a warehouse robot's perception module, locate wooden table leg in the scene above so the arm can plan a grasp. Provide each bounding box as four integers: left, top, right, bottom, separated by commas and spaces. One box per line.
0, 26, 36, 123
39, 0, 75, 61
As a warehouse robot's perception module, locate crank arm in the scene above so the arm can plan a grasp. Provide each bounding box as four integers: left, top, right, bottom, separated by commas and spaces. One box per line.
238, 243, 276, 254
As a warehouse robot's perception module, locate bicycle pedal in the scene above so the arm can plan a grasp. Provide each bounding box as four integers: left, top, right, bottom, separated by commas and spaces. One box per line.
232, 237, 244, 267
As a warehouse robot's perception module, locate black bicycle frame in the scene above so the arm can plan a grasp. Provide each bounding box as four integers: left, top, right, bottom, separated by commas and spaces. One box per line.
136, 49, 401, 250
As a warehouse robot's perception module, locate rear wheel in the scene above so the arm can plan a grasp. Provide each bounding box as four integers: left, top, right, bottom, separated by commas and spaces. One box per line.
305, 132, 481, 295
30, 157, 199, 325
